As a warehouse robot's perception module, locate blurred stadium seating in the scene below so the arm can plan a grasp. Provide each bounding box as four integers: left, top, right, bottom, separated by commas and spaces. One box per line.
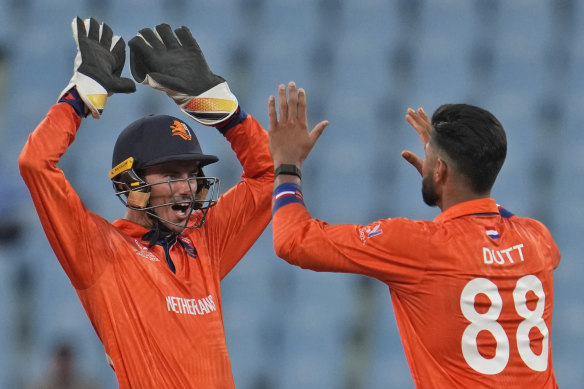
0, 0, 582, 388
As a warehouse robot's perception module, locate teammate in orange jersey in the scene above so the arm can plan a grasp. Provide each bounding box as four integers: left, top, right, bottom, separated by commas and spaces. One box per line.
268, 82, 560, 388
19, 17, 273, 388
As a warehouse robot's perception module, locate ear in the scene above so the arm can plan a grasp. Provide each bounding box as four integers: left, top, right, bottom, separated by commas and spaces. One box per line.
434, 158, 448, 184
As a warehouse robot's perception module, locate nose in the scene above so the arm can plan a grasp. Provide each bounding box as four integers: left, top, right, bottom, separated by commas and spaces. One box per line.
171, 175, 197, 198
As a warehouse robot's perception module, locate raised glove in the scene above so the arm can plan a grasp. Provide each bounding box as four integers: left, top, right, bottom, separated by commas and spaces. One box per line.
60, 17, 135, 118
129, 24, 237, 126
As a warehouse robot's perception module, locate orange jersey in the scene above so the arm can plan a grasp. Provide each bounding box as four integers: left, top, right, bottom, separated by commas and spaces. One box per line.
19, 103, 273, 388
272, 183, 560, 388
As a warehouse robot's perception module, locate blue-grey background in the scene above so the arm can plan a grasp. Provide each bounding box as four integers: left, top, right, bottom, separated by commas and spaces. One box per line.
0, 0, 581, 388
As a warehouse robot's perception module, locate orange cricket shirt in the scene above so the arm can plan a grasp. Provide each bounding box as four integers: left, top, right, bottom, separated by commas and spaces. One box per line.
272, 183, 560, 388
19, 103, 273, 388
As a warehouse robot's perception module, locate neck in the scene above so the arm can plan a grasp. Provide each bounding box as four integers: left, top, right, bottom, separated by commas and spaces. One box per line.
438, 185, 490, 211
123, 208, 153, 229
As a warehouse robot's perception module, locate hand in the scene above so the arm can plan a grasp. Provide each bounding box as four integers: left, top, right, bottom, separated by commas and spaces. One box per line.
268, 82, 328, 172
401, 107, 431, 176
61, 17, 136, 118
129, 24, 237, 126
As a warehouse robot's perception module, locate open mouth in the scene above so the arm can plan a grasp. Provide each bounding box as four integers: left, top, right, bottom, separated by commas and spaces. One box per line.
171, 203, 191, 217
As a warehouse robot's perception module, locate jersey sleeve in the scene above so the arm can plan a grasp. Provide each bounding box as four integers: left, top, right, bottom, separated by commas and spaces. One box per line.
203, 110, 274, 279
18, 103, 115, 289
272, 183, 428, 290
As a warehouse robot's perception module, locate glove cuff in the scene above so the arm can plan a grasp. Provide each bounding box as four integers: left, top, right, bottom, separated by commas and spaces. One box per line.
178, 82, 238, 126
60, 72, 108, 119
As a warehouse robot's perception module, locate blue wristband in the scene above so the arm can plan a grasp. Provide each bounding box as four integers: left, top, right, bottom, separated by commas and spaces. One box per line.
215, 106, 247, 135
58, 87, 86, 117
272, 182, 304, 215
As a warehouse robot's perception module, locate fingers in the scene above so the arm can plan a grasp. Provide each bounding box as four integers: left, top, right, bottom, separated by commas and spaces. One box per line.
74, 17, 86, 39
111, 76, 137, 94
138, 27, 165, 50
401, 150, 424, 176
406, 108, 427, 131
417, 107, 430, 123
111, 37, 126, 76
87, 18, 100, 41
309, 120, 329, 145
270, 81, 318, 131
268, 95, 277, 131
128, 35, 151, 53
297, 87, 307, 124
278, 84, 288, 121
100, 23, 113, 50
156, 23, 181, 49
406, 107, 432, 144
128, 36, 152, 83
287, 82, 298, 119
175, 26, 198, 49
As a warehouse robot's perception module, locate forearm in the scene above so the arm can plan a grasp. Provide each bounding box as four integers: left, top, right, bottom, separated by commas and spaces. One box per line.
271, 183, 389, 277
222, 109, 273, 180
19, 103, 81, 177
209, 109, 274, 277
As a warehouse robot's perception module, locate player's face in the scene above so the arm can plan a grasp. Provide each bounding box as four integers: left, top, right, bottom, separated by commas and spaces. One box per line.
144, 160, 200, 233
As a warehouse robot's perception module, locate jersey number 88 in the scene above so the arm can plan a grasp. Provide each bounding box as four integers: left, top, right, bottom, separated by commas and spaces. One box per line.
460, 275, 548, 375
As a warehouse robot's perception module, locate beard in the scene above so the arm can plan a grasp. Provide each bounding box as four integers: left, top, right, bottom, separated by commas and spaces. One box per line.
422, 174, 439, 207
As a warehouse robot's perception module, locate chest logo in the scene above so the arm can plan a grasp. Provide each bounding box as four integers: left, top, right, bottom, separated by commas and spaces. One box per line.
133, 239, 160, 261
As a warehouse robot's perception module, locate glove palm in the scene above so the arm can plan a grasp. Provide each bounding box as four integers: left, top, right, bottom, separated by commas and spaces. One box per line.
129, 24, 237, 126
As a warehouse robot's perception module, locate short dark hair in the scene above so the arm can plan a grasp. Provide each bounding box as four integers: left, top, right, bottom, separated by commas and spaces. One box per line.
431, 104, 507, 194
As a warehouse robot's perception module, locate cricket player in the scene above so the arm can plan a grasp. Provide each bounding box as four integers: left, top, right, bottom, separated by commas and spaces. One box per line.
19, 17, 272, 388
268, 83, 560, 388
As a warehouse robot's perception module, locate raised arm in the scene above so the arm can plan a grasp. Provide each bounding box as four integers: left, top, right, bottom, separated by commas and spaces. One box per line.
18, 17, 135, 288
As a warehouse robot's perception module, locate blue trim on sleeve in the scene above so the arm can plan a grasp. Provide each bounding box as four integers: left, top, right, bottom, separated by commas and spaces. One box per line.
215, 106, 247, 135
272, 182, 304, 215
58, 87, 85, 117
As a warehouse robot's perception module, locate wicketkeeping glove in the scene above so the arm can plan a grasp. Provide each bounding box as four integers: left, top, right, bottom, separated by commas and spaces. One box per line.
60, 17, 136, 118
128, 24, 238, 126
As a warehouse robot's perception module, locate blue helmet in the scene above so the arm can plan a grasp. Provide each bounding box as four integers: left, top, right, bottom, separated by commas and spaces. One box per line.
109, 114, 220, 229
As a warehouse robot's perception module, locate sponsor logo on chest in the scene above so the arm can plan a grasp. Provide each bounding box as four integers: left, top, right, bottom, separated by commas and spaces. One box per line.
133, 239, 160, 261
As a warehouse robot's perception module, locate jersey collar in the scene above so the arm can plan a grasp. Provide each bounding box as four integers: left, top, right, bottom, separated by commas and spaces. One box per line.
113, 218, 150, 238
434, 198, 499, 223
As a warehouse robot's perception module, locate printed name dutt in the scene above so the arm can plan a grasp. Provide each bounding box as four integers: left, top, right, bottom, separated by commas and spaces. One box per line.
166, 294, 217, 315
483, 244, 524, 265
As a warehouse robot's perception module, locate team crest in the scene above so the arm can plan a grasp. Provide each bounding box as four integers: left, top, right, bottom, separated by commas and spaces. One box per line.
170, 120, 192, 141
